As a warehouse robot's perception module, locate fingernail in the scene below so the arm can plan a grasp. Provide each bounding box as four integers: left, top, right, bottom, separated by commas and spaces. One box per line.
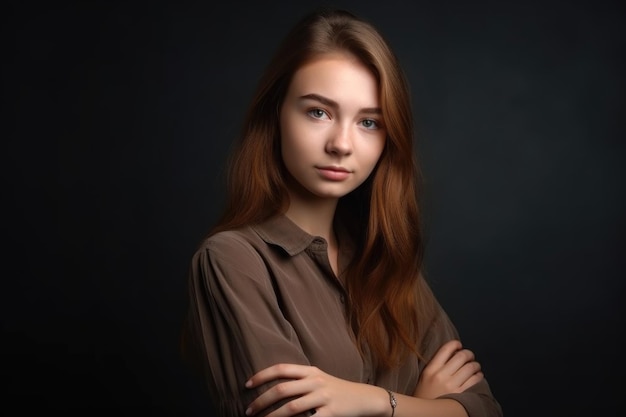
245, 380, 252, 388
245, 407, 252, 416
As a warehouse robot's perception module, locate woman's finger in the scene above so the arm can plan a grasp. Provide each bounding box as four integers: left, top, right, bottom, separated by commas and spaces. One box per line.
427, 340, 462, 371
453, 360, 481, 380
246, 363, 314, 388
246, 377, 314, 415
439, 348, 475, 376
441, 360, 481, 391
265, 395, 323, 417
458, 371, 484, 391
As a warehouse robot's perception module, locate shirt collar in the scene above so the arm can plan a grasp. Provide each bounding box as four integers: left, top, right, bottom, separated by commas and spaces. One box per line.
251, 214, 318, 256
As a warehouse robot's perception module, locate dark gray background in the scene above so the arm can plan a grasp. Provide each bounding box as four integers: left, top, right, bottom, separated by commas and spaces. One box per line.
4, 0, 624, 416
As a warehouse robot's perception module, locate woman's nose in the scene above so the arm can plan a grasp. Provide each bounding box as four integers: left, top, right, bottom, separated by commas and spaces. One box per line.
325, 125, 353, 156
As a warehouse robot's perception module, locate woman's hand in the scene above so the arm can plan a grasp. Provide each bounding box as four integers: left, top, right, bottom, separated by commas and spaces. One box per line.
245, 364, 387, 417
413, 339, 483, 399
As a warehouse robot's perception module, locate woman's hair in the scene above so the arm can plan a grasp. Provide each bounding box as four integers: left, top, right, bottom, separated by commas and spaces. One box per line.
210, 8, 435, 370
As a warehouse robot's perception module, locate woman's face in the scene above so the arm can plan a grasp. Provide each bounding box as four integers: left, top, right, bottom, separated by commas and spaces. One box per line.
279, 53, 386, 202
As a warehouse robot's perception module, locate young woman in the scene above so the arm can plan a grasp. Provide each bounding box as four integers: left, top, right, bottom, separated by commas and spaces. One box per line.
182, 8, 503, 417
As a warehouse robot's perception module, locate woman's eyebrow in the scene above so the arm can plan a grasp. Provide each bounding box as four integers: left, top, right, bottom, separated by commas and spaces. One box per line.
299, 93, 382, 114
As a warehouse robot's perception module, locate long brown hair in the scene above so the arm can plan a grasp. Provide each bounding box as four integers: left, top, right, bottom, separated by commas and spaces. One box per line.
210, 8, 434, 370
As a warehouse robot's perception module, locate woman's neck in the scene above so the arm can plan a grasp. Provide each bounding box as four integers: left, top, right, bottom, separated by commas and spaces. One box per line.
284, 194, 338, 244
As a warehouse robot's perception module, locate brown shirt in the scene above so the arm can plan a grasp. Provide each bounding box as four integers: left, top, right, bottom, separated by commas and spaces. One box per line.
183, 214, 503, 417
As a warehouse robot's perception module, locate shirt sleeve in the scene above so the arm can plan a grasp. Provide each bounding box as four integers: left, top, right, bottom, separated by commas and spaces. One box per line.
182, 232, 313, 417
417, 278, 504, 417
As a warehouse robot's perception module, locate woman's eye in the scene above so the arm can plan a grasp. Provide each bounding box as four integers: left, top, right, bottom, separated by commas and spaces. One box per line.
361, 119, 379, 129
307, 108, 329, 119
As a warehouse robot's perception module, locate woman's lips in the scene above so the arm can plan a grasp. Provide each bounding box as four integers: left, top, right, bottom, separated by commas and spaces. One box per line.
316, 166, 351, 181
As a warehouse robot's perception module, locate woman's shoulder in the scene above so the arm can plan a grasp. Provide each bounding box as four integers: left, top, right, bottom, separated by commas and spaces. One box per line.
188, 226, 271, 278
196, 226, 263, 255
